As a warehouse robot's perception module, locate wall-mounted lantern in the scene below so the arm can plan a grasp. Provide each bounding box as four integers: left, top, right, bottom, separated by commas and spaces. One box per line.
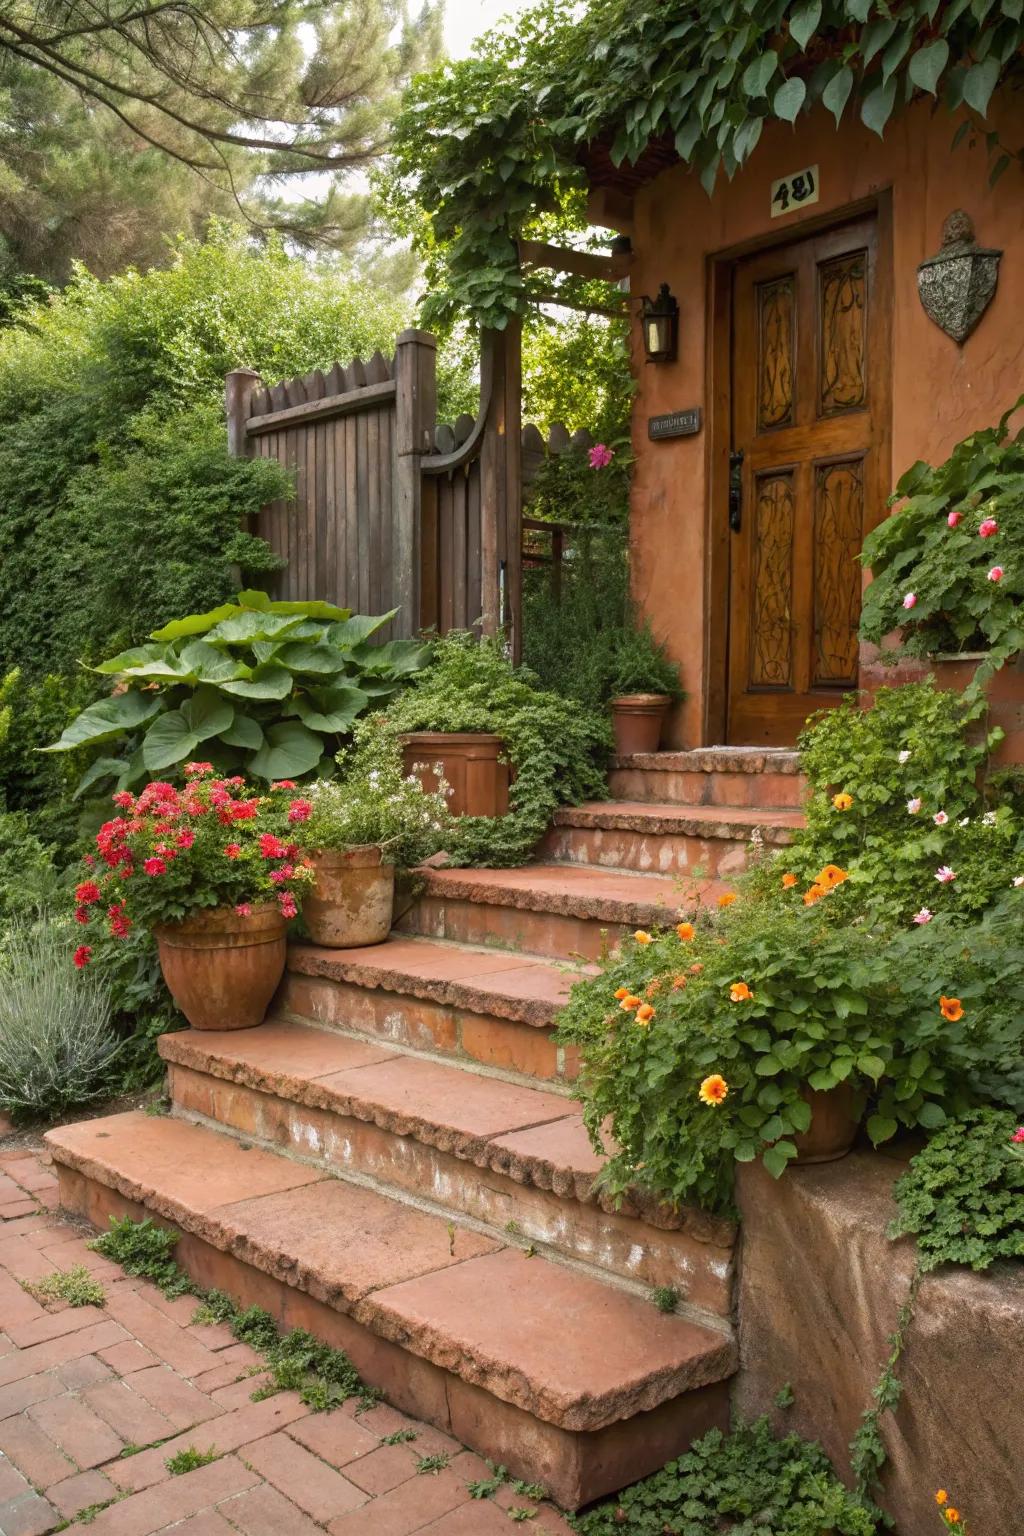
640, 283, 679, 364
917, 210, 1001, 344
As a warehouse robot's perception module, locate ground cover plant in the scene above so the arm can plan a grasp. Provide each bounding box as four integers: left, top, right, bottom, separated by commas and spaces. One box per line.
45, 593, 429, 795
378, 630, 611, 865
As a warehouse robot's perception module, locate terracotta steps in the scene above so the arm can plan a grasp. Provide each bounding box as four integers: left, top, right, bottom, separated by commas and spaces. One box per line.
280, 934, 589, 1086
609, 748, 805, 808
159, 1019, 735, 1315
46, 1111, 735, 1509
540, 800, 802, 877
396, 863, 728, 962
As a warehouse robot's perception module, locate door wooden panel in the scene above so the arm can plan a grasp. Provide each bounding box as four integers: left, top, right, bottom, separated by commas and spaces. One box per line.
726, 216, 883, 745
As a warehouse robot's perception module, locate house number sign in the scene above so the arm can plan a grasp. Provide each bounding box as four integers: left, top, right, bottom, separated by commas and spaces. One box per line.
648, 407, 702, 441
770, 164, 820, 217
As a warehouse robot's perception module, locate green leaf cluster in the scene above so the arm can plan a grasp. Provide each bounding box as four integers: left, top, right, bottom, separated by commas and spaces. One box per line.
377, 632, 612, 866
860, 396, 1024, 664
568, 1415, 879, 1535
890, 1106, 1024, 1270
389, 0, 1024, 325
45, 594, 428, 789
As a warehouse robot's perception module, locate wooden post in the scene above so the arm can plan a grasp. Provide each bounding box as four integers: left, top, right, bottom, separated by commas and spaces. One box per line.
224, 368, 261, 459
479, 322, 523, 652
394, 329, 437, 639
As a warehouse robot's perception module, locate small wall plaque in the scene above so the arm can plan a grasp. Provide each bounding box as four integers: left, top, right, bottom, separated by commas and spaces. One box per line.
648, 408, 702, 441
771, 164, 819, 218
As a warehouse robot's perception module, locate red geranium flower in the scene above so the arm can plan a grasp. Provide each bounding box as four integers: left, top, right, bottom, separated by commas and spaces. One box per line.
73, 945, 92, 969
288, 799, 312, 823
224, 844, 242, 859
75, 880, 102, 906
143, 857, 167, 876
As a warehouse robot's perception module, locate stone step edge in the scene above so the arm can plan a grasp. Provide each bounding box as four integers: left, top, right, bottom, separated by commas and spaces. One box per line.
550, 805, 801, 842
612, 749, 803, 775
288, 941, 588, 1031
158, 1027, 734, 1248
46, 1117, 737, 1433
173, 1101, 735, 1339
414, 866, 705, 926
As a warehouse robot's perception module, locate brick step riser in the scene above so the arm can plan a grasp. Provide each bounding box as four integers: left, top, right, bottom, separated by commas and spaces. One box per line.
539, 824, 766, 878
278, 972, 580, 1086
608, 767, 806, 809
55, 1164, 732, 1509
166, 1062, 733, 1320
396, 895, 646, 964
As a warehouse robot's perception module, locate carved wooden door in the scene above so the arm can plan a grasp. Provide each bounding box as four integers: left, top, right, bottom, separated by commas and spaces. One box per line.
726, 216, 883, 745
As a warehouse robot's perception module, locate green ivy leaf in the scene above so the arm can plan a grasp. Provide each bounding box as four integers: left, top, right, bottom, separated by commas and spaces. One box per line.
788, 0, 821, 50
908, 38, 950, 95
917, 1100, 948, 1129
741, 51, 777, 98
962, 56, 1000, 115
773, 77, 806, 123
822, 64, 854, 124
861, 77, 898, 136
867, 1114, 898, 1144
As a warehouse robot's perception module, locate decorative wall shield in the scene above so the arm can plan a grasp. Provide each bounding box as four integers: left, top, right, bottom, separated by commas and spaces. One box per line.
917, 210, 1001, 344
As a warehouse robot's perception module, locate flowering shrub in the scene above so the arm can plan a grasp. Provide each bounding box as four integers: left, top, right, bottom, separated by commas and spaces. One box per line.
860, 400, 1024, 665
71, 768, 315, 954
302, 731, 453, 870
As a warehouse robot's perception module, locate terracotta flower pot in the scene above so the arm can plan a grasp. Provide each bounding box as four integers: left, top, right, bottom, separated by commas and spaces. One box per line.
930, 651, 1024, 767
792, 1082, 860, 1164
400, 732, 510, 818
155, 903, 286, 1032
302, 846, 395, 948
611, 694, 670, 756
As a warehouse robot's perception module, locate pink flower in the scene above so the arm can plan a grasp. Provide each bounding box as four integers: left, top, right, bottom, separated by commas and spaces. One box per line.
230, 799, 260, 821
588, 443, 614, 469
947, 510, 962, 528
143, 857, 167, 877
184, 761, 214, 778
209, 787, 231, 807
270, 780, 297, 791
224, 843, 242, 859
278, 892, 298, 919
935, 865, 957, 884
235, 903, 253, 917
73, 945, 92, 969
907, 798, 922, 814
902, 592, 917, 610
112, 790, 134, 809
1012, 1128, 1024, 1144
979, 518, 999, 538
988, 565, 1004, 583
933, 810, 948, 826
259, 833, 287, 859
912, 908, 933, 925
287, 799, 312, 824
176, 829, 195, 849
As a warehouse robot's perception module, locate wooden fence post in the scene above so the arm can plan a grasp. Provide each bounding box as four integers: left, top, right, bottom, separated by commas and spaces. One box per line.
394, 329, 437, 638
479, 322, 523, 652
224, 368, 262, 459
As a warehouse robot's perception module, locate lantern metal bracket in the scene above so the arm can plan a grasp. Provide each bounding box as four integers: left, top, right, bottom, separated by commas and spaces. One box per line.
917, 211, 1001, 344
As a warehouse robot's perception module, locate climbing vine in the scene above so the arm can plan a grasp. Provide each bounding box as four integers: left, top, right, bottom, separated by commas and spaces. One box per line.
388, 0, 1024, 326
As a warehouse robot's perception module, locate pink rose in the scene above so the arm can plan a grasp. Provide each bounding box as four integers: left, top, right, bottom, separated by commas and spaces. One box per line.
912, 909, 933, 925
907, 798, 922, 814
933, 810, 948, 826
935, 865, 957, 884
988, 566, 1004, 583
1013, 1128, 1024, 1144
588, 444, 614, 470
947, 511, 962, 528
979, 518, 999, 538
902, 592, 917, 610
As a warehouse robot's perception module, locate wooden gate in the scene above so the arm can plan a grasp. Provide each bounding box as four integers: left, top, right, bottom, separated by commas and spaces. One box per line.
226, 327, 522, 650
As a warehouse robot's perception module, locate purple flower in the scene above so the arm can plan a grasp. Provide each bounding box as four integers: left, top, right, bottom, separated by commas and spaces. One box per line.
588, 443, 614, 469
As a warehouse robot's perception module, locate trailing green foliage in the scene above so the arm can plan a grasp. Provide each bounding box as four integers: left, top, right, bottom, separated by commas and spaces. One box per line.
787, 683, 1024, 924
847, 1266, 922, 1514
0, 917, 120, 1122
92, 1218, 370, 1411
889, 1106, 1024, 1271
45, 593, 428, 792
568, 1416, 879, 1535
24, 1265, 106, 1308
389, 0, 1023, 325
860, 399, 1024, 664
378, 632, 611, 866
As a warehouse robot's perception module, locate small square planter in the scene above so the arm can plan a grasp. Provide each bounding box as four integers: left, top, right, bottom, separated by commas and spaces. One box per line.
400, 732, 510, 818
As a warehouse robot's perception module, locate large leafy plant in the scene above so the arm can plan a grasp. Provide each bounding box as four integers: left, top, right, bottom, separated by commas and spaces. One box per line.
45, 592, 429, 790
860, 398, 1024, 665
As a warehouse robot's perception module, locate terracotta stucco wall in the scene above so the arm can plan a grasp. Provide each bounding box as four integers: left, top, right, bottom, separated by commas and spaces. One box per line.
619, 96, 1024, 747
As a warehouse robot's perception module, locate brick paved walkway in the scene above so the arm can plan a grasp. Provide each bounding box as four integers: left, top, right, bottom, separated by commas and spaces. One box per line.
0, 1142, 574, 1536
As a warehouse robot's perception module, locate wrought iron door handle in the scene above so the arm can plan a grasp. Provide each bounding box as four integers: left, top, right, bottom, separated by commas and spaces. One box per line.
728, 449, 744, 532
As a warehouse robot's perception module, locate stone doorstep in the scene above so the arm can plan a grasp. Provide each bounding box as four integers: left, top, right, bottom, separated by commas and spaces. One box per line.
156, 1030, 733, 1314
608, 749, 806, 810
612, 749, 803, 774
44, 1113, 736, 1440
551, 801, 804, 839
539, 803, 800, 879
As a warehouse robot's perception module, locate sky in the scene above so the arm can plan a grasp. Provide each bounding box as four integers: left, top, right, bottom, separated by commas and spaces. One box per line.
442, 0, 534, 57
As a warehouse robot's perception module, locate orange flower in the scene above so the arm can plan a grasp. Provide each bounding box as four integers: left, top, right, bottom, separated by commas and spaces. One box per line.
940, 995, 964, 1022
699, 1074, 729, 1106
619, 994, 640, 1012
718, 892, 738, 909
671, 973, 688, 990
644, 979, 662, 999
676, 921, 695, 941
689, 962, 703, 974
634, 929, 653, 945
832, 792, 854, 811
781, 872, 798, 889
816, 864, 849, 890
803, 883, 826, 906
944, 1511, 960, 1526
635, 1003, 656, 1024
729, 981, 753, 1003
935, 1492, 948, 1507
614, 986, 629, 1001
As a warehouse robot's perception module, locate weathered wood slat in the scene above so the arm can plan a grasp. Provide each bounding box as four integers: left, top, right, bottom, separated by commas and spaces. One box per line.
246, 379, 396, 435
